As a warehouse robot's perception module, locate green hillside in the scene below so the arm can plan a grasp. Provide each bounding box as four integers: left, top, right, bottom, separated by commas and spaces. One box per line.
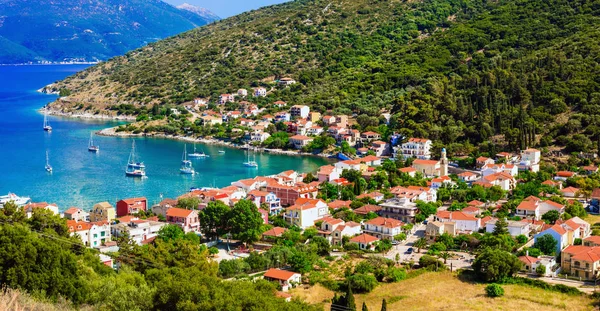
53, 0, 600, 153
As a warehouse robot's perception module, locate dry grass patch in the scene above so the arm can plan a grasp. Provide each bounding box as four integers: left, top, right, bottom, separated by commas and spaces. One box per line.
292, 272, 596, 311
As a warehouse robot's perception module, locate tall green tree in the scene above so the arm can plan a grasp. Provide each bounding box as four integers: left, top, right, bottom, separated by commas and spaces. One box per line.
199, 201, 230, 239
381, 299, 387, 311
228, 200, 264, 244
473, 248, 522, 282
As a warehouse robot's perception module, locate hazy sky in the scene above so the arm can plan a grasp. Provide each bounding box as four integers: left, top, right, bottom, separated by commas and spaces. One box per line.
165, 0, 291, 18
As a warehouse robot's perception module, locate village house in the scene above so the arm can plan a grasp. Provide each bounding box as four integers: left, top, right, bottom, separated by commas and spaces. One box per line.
330, 221, 362, 245
426, 221, 456, 241
535, 223, 576, 255
265, 182, 318, 206
201, 115, 223, 125
542, 180, 562, 189
254, 87, 267, 97
327, 200, 352, 210
22, 202, 59, 218
289, 135, 314, 149
283, 198, 329, 229
357, 191, 385, 203
274, 101, 287, 108
398, 138, 432, 159
262, 227, 288, 240
370, 140, 389, 156
583, 236, 600, 247
515, 196, 564, 220
64, 207, 89, 222
399, 167, 417, 177
360, 131, 381, 142
582, 166, 599, 175
247, 190, 282, 215
554, 171, 577, 181
290, 105, 310, 119
457, 171, 479, 183
519, 148, 541, 172
237, 89, 248, 97
363, 217, 403, 240
353, 204, 382, 216
390, 186, 437, 202
485, 219, 531, 237
561, 186, 580, 198
431, 175, 454, 189
89, 202, 116, 223
111, 218, 166, 245
435, 211, 480, 233
219, 94, 235, 104
473, 172, 516, 191
476, 156, 495, 169
412, 159, 441, 177
309, 112, 321, 123
166, 208, 200, 233
378, 197, 418, 223
350, 234, 380, 251
67, 220, 111, 248
263, 269, 301, 291
278, 78, 296, 86
518, 255, 556, 276
561, 245, 600, 280
116, 197, 147, 217
250, 131, 271, 143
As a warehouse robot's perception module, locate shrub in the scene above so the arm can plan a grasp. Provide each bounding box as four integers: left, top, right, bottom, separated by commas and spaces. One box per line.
485, 284, 504, 297
535, 264, 546, 275
347, 273, 378, 293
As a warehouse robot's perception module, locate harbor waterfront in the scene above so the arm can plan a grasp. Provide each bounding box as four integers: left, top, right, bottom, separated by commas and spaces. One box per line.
0, 65, 330, 211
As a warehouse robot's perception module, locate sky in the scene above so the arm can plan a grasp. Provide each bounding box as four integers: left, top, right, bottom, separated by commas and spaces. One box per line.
165, 0, 291, 18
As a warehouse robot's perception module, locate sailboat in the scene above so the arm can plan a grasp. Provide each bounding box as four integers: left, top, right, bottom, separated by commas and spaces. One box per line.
180, 145, 195, 175
188, 143, 209, 158
88, 132, 99, 152
45, 151, 53, 173
43, 107, 52, 131
243, 145, 258, 168
125, 141, 146, 177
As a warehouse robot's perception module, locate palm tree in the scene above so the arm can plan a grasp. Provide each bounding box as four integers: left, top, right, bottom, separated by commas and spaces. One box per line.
438, 251, 452, 264
414, 238, 427, 253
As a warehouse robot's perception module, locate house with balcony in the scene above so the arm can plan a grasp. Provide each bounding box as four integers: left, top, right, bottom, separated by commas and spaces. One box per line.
247, 190, 282, 215
561, 245, 600, 280
518, 148, 541, 173
476, 156, 495, 169
434, 211, 480, 233
64, 207, 89, 222
90, 202, 116, 223
485, 219, 531, 237
166, 208, 200, 233
378, 197, 418, 223
254, 87, 267, 97
398, 138, 432, 159
67, 220, 111, 248
363, 217, 403, 240
289, 135, 313, 149
111, 218, 166, 245
515, 196, 564, 220
290, 105, 310, 119
282, 198, 329, 229
219, 94, 235, 104
116, 197, 147, 217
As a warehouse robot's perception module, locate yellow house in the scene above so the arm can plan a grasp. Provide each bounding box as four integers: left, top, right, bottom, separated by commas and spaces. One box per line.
561, 245, 600, 280
309, 112, 322, 123
90, 202, 116, 223
412, 159, 441, 177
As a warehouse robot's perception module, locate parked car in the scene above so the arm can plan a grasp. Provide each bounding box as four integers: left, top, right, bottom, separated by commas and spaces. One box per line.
405, 248, 413, 254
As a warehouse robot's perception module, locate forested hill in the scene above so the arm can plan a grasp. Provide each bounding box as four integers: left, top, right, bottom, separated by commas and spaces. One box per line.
0, 0, 219, 64
53, 0, 600, 153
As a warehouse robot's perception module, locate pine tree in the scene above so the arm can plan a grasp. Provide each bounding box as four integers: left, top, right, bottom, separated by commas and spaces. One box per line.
493, 217, 509, 236
362, 302, 369, 311
381, 299, 387, 311
346, 286, 356, 310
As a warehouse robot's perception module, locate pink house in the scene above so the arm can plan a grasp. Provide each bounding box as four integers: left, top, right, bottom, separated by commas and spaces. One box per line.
166, 208, 200, 233
258, 208, 269, 224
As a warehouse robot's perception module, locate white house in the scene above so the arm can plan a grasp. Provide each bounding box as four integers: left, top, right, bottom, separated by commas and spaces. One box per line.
390, 186, 437, 202
278, 78, 296, 86
254, 87, 267, 97
519, 148, 541, 172
250, 131, 271, 142
219, 94, 235, 104
289, 135, 313, 149
485, 219, 531, 237
263, 269, 301, 292
398, 138, 432, 159
290, 105, 310, 119
434, 211, 480, 233
362, 217, 403, 240
237, 89, 248, 97
515, 196, 565, 220
111, 219, 166, 245
67, 220, 111, 248
283, 198, 329, 229
350, 233, 380, 251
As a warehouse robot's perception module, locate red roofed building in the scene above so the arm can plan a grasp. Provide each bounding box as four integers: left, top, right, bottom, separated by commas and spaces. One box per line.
283, 198, 329, 229
363, 217, 403, 240
64, 207, 89, 222
353, 204, 382, 216
263, 227, 288, 240
561, 245, 600, 280
166, 207, 200, 233
554, 171, 577, 181
516, 196, 564, 220
263, 269, 301, 291
398, 138, 432, 160
327, 200, 352, 210
289, 135, 313, 149
434, 211, 480, 232
349, 233, 380, 251
116, 197, 147, 217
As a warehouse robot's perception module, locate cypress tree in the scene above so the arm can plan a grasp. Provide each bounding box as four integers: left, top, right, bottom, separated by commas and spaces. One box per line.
346, 286, 356, 310
362, 302, 369, 311
381, 299, 387, 311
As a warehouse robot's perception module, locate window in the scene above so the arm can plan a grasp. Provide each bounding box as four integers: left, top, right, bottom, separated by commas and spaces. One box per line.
101, 231, 105, 237
93, 234, 98, 238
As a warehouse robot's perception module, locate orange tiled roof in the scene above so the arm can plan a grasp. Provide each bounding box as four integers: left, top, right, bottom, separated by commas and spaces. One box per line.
264, 268, 298, 280
350, 233, 379, 244
166, 207, 194, 218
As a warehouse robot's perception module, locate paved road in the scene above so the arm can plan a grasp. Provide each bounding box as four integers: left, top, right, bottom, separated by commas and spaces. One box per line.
518, 273, 598, 294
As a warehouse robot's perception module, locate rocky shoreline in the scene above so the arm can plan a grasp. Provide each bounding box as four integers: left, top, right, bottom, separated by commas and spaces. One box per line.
97, 126, 334, 159
43, 108, 136, 121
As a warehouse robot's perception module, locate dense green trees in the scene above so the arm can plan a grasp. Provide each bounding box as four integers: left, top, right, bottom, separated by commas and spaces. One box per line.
534, 234, 558, 255
473, 248, 522, 282
199, 200, 230, 239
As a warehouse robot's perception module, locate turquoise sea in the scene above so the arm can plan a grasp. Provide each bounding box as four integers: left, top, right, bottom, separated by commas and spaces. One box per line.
0, 65, 330, 211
